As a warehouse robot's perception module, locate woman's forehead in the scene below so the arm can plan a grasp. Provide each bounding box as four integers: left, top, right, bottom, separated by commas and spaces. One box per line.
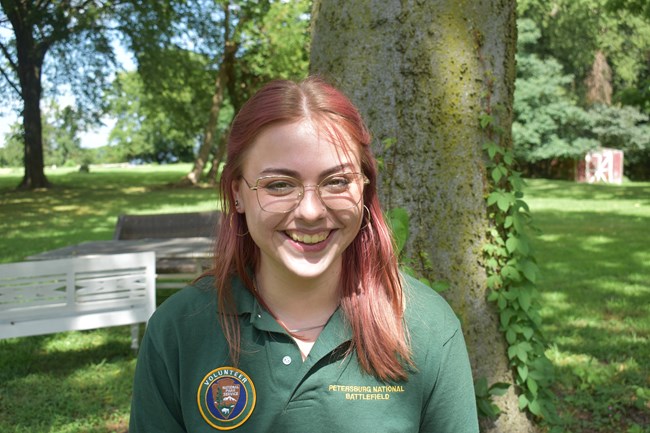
242, 120, 362, 175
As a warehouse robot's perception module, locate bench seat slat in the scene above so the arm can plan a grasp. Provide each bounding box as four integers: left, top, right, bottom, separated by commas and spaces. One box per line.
0, 252, 156, 349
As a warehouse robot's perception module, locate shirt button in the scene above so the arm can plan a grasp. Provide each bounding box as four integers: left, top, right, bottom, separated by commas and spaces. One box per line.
257, 314, 262, 318
282, 356, 292, 365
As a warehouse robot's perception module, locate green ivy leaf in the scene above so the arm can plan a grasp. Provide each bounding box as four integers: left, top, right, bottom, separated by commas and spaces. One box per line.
386, 208, 409, 254
519, 287, 532, 311
498, 294, 507, 309
501, 264, 521, 281
497, 193, 513, 212
430, 281, 450, 293
487, 191, 500, 206
522, 261, 539, 283
475, 377, 488, 397
491, 166, 503, 183
517, 364, 529, 382
501, 309, 515, 328
519, 394, 529, 410
522, 326, 534, 340
528, 398, 543, 417
506, 235, 529, 255
487, 274, 502, 289
528, 377, 539, 397
480, 114, 494, 129
488, 382, 510, 396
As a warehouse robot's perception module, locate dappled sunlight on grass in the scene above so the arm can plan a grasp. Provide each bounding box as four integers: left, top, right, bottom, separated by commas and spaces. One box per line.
525, 179, 650, 433
0, 164, 219, 263
0, 327, 137, 433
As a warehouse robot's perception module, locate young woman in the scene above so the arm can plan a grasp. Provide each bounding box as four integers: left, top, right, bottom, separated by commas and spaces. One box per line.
130, 77, 479, 432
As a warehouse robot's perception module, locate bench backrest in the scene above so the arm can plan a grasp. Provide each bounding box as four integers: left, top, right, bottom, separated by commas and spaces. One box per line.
0, 252, 156, 340
113, 211, 221, 240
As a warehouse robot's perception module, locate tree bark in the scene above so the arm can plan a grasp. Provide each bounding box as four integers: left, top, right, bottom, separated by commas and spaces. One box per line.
183, 3, 236, 186
19, 55, 49, 189
3, 0, 50, 189
311, 1, 536, 432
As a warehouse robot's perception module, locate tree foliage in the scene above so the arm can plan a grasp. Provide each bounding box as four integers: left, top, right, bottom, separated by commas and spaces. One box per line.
513, 17, 650, 179
107, 71, 199, 163
115, 0, 310, 181
0, 0, 123, 188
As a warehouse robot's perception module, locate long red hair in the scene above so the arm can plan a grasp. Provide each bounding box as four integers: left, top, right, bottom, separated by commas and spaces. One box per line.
212, 77, 412, 381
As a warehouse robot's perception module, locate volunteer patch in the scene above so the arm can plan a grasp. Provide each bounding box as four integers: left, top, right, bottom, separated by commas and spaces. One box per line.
198, 367, 256, 430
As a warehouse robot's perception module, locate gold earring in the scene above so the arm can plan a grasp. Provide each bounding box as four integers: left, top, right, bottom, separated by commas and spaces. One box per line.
229, 212, 249, 237
361, 205, 372, 231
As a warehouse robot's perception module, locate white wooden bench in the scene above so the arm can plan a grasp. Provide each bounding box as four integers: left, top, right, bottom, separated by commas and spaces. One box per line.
0, 252, 156, 350
113, 211, 220, 291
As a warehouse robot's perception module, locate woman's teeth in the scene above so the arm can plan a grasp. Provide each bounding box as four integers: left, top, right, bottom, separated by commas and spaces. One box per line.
288, 231, 329, 244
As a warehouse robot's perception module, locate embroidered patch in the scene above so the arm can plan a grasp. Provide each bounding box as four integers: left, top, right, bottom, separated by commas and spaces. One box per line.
197, 367, 256, 430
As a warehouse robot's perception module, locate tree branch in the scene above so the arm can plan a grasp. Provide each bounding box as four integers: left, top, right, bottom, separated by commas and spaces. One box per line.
0, 64, 21, 97
0, 38, 18, 72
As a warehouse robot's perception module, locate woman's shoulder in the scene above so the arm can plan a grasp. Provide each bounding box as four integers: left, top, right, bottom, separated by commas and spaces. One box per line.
158, 275, 216, 310
401, 273, 461, 344
146, 275, 218, 330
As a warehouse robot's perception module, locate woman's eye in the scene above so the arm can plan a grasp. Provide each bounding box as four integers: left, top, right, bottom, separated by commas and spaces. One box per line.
264, 180, 298, 194
323, 176, 351, 191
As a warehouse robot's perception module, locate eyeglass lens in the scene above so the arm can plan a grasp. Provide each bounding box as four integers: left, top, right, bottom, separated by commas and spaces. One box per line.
256, 173, 365, 212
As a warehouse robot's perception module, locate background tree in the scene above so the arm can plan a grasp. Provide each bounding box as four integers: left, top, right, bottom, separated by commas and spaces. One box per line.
119, 0, 311, 184
512, 19, 598, 177
107, 67, 213, 163
515, 2, 650, 179
311, 0, 543, 431
0, 0, 122, 189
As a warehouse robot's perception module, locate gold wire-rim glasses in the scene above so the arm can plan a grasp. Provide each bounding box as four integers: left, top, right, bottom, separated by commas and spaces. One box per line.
241, 172, 370, 213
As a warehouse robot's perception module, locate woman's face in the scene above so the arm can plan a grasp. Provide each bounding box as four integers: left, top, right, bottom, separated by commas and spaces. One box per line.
232, 120, 364, 282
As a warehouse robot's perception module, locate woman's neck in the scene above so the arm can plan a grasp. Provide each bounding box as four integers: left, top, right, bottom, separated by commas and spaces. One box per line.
254, 263, 341, 333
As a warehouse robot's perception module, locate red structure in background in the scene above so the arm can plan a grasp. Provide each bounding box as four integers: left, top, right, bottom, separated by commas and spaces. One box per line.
576, 148, 624, 184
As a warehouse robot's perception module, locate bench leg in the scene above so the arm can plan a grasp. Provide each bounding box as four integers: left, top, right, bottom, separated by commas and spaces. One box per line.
131, 324, 140, 351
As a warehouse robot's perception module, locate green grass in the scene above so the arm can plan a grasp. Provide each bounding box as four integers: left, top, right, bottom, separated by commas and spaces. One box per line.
0, 164, 218, 433
0, 168, 649, 432
524, 179, 650, 433
0, 164, 219, 264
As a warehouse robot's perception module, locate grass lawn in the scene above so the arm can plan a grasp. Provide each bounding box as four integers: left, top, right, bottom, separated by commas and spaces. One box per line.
0, 166, 648, 432
0, 164, 217, 433
0, 164, 219, 264
524, 179, 650, 433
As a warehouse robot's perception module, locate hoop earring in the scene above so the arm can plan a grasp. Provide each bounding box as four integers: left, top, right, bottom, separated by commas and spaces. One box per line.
229, 212, 249, 237
360, 205, 372, 231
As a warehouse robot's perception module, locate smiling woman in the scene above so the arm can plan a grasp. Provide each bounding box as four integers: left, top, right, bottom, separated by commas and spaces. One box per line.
129, 77, 479, 433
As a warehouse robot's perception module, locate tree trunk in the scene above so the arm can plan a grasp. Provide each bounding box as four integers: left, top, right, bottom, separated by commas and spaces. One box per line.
311, 1, 536, 432
6, 0, 50, 189
19, 60, 49, 189
183, 64, 229, 185
183, 3, 236, 186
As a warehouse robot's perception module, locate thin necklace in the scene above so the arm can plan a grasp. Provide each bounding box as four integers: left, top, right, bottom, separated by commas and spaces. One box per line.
252, 278, 330, 335
287, 323, 327, 333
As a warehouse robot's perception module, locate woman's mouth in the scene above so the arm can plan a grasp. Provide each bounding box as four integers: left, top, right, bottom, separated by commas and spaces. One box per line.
286, 230, 330, 244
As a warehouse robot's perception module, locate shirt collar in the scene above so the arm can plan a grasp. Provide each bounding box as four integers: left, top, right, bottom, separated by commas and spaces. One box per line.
227, 274, 353, 346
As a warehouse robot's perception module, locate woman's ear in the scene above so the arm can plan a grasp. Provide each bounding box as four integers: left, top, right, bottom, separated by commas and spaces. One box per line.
231, 180, 245, 213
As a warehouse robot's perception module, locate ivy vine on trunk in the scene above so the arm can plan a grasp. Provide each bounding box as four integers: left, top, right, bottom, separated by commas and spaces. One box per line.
476, 28, 558, 424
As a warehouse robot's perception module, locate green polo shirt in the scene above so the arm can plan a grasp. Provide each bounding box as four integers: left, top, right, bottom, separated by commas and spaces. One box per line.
129, 274, 478, 432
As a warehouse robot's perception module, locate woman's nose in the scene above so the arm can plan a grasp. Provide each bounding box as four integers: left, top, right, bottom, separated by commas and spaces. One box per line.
295, 186, 327, 219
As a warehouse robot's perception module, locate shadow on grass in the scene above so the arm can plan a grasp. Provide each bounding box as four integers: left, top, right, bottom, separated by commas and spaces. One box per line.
527, 179, 650, 204
0, 169, 219, 263
0, 327, 137, 433
530, 208, 650, 432
0, 327, 137, 383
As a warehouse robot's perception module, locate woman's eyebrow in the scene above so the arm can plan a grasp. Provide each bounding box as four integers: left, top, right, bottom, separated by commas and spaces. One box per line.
258, 163, 356, 178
